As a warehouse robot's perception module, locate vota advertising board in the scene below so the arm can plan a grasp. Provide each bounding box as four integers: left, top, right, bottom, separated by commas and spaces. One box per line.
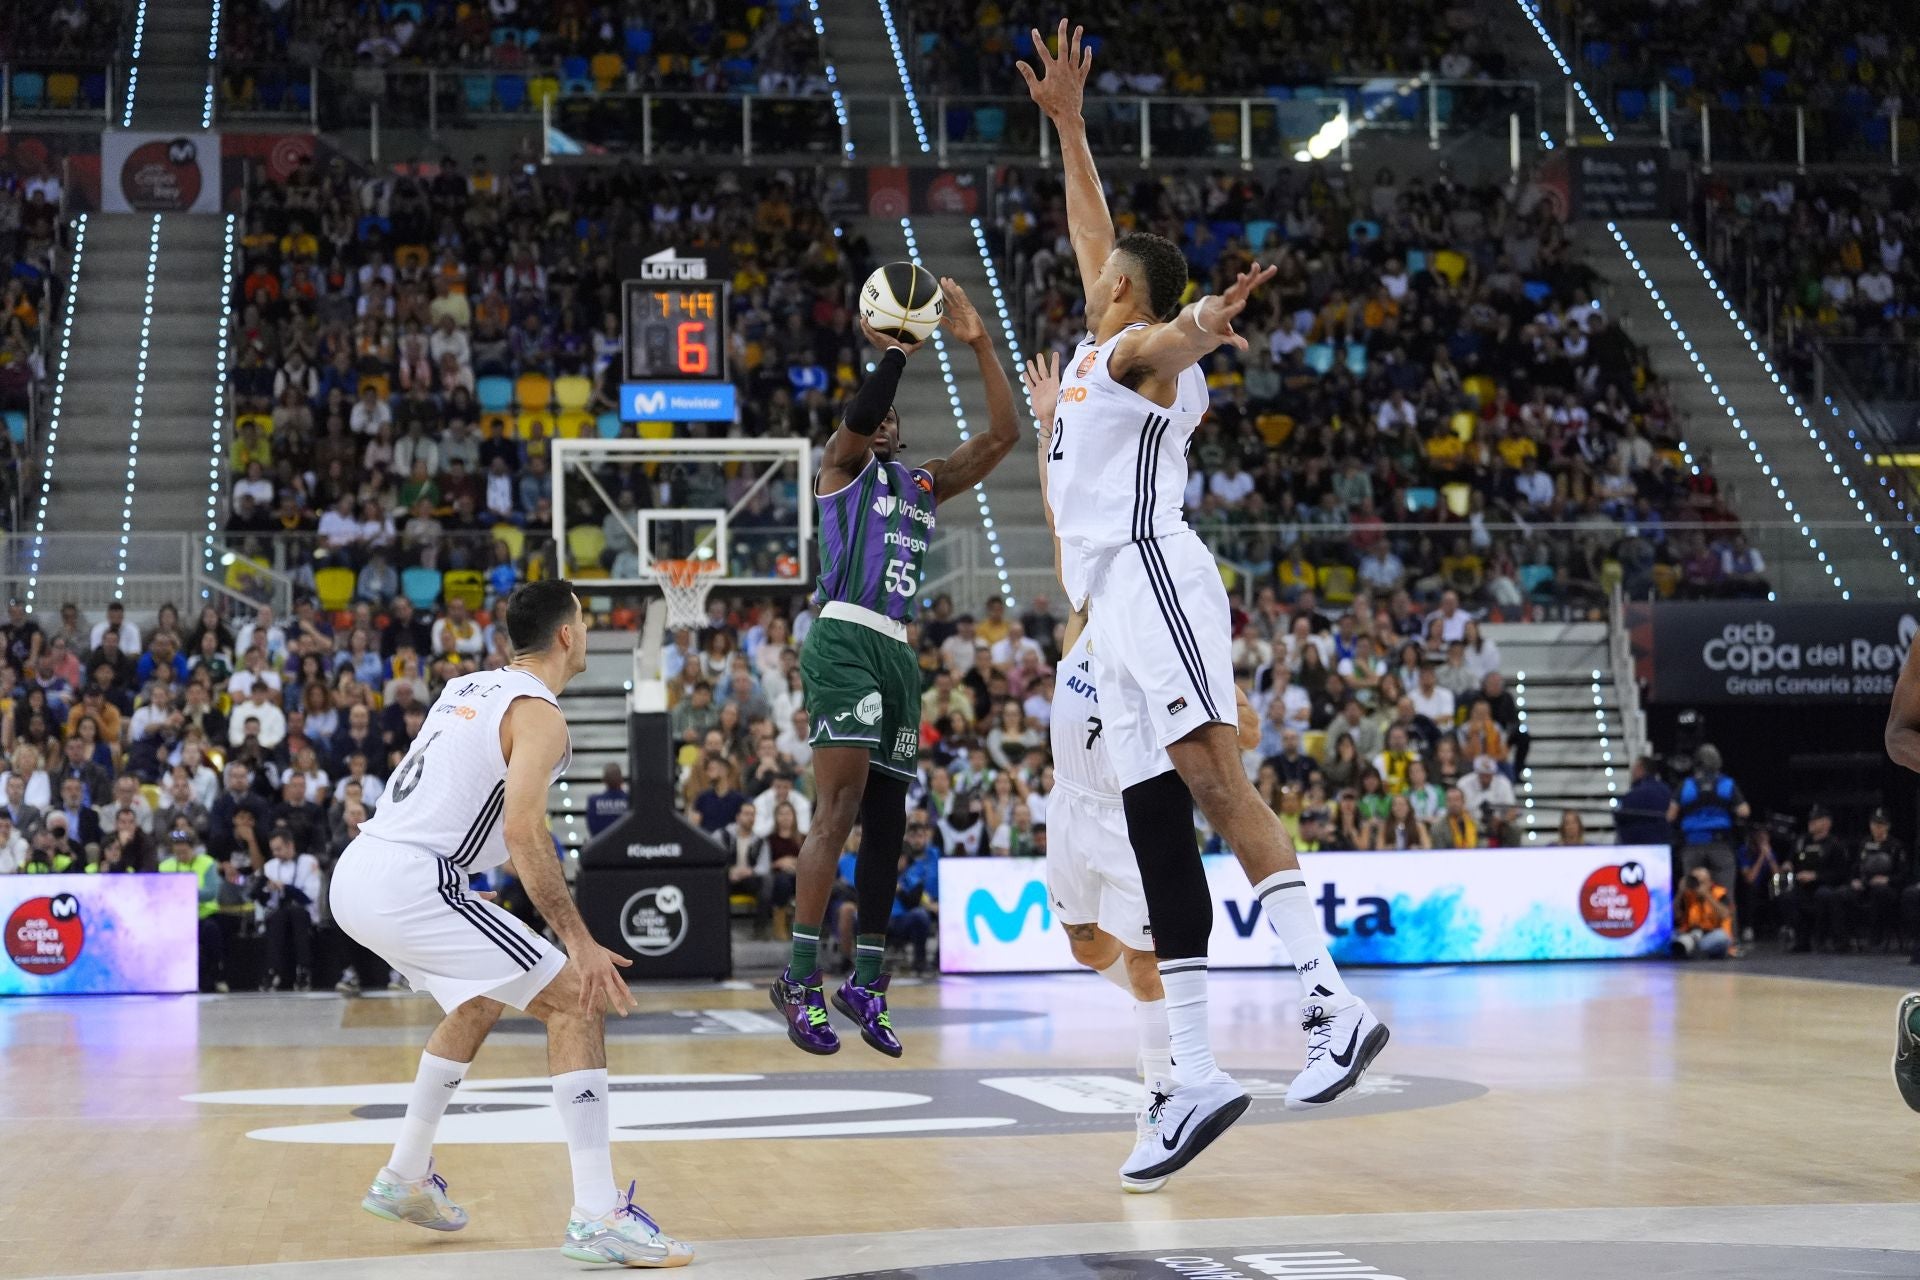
0, 874, 199, 995
940, 847, 1673, 973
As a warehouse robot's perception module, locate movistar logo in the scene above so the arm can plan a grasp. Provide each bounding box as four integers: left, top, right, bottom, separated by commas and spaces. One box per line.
966, 882, 1052, 945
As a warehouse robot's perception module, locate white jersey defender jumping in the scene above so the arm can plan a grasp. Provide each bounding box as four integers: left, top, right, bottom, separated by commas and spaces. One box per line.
1019, 16, 1389, 1179
329, 580, 693, 1269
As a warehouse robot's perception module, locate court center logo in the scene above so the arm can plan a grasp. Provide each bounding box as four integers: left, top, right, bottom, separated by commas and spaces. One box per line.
620, 886, 689, 956
6, 893, 83, 975
1579, 861, 1650, 938
967, 881, 1051, 944
184, 1066, 1485, 1146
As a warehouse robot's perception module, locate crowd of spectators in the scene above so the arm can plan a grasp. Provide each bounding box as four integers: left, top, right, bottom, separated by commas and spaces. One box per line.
1000, 163, 1771, 606
906, 0, 1509, 98
220, 0, 825, 106
1, 0, 124, 59
225, 157, 861, 594
0, 165, 64, 531
1573, 0, 1915, 144
1704, 173, 1920, 404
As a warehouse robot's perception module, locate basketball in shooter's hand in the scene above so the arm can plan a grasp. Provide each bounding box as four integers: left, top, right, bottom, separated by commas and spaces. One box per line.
859, 316, 923, 357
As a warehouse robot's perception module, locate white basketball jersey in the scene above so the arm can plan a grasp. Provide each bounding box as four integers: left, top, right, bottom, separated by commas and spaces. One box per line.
1045, 322, 1210, 607
358, 667, 572, 873
1049, 627, 1122, 799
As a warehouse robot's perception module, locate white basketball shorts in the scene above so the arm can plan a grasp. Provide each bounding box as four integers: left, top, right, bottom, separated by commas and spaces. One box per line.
1085, 528, 1235, 789
329, 834, 565, 1014
1045, 780, 1152, 947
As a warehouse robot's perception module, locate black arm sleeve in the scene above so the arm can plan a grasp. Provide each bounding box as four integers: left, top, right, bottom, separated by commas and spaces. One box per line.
842, 348, 907, 437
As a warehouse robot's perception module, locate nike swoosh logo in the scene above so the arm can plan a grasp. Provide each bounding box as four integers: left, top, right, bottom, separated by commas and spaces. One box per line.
1329, 1025, 1361, 1069
1160, 1108, 1195, 1151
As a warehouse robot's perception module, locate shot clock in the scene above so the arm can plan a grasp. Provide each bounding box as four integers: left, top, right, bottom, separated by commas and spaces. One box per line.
622, 280, 730, 383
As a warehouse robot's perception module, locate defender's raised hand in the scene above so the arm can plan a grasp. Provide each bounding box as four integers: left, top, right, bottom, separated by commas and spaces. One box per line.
1022, 351, 1061, 439
1194, 261, 1279, 351
938, 277, 987, 345
1016, 19, 1092, 121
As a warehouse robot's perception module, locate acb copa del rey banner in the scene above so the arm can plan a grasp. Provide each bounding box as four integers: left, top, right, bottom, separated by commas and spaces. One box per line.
100, 131, 222, 213
940, 846, 1673, 973
1641, 601, 1916, 703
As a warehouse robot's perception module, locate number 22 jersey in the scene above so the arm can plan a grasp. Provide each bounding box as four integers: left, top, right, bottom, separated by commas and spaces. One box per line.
358, 667, 572, 873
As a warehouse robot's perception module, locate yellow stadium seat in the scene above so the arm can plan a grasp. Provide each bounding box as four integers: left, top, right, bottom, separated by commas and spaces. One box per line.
394, 244, 429, 270
1256, 413, 1295, 447
47, 74, 79, 108
1651, 563, 1679, 598
358, 374, 391, 400
554, 375, 592, 411
1441, 482, 1473, 517
528, 75, 560, 106
637, 419, 674, 440
236, 411, 273, 437
481, 410, 514, 438
443, 569, 485, 611
514, 372, 553, 409
224, 555, 274, 597
590, 52, 624, 89
140, 783, 163, 812
490, 522, 526, 560
725, 31, 750, 52
567, 525, 607, 573
204, 746, 225, 773
557, 409, 594, 439
1302, 731, 1326, 761
573, 565, 609, 580
1318, 564, 1357, 604
1462, 375, 1497, 406
515, 409, 556, 440
1448, 411, 1476, 440
1432, 249, 1467, 285
314, 566, 357, 612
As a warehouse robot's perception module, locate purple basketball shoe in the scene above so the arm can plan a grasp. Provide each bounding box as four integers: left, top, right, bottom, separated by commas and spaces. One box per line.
831, 974, 903, 1058
769, 967, 840, 1055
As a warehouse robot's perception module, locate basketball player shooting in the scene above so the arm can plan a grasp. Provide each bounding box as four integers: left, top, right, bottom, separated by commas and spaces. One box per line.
772, 279, 1021, 1056
1020, 19, 1389, 1143
328, 581, 693, 1268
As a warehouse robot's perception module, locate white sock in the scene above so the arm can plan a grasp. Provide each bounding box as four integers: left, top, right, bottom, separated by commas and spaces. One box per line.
1094, 955, 1130, 992
386, 1051, 466, 1180
1255, 872, 1351, 1000
552, 1067, 618, 1218
1134, 997, 1173, 1092
1157, 960, 1219, 1089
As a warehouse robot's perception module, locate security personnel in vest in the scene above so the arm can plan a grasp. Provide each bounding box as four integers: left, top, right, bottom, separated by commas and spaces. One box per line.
157, 828, 223, 992
1780, 805, 1852, 953
1853, 807, 1908, 950
1666, 743, 1749, 907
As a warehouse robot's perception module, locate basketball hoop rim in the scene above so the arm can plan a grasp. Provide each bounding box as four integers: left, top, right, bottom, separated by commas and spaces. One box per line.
649, 558, 725, 589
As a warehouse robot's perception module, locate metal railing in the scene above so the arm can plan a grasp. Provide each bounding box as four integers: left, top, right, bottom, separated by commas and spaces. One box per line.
1608, 580, 1648, 765
1597, 82, 1911, 173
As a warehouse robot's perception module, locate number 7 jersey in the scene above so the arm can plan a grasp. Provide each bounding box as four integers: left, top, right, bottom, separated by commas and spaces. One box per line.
812, 454, 937, 620
357, 667, 572, 872
1049, 626, 1123, 798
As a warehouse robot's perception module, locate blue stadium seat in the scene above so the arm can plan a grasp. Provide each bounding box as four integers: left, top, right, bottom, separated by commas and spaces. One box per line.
463, 75, 493, 111
562, 55, 590, 81
626, 26, 652, 55
1265, 86, 1293, 100
80, 72, 106, 108
477, 376, 514, 411
1303, 344, 1335, 375
563, 77, 595, 96
1404, 487, 1439, 513
401, 566, 443, 609
1348, 220, 1381, 244
1344, 344, 1368, 376
494, 74, 527, 111
389, 0, 422, 20
1519, 564, 1556, 598
1583, 41, 1612, 67
288, 80, 311, 109
596, 413, 623, 439
1523, 280, 1552, 304
1666, 66, 1694, 90
11, 73, 44, 109
974, 106, 1006, 144
1244, 220, 1277, 250
1618, 89, 1648, 121
3, 411, 26, 444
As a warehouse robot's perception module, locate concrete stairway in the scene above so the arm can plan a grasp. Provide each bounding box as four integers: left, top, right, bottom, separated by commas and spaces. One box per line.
128, 215, 227, 546
550, 631, 637, 855
817, 0, 916, 161
126, 0, 214, 129
1486, 620, 1629, 845
1576, 220, 1911, 601
38, 216, 152, 578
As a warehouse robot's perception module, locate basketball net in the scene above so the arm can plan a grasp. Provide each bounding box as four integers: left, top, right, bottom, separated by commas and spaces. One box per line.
646, 558, 723, 632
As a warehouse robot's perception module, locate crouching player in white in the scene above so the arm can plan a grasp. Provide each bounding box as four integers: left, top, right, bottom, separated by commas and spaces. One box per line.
328, 580, 693, 1268
1030, 354, 1261, 1193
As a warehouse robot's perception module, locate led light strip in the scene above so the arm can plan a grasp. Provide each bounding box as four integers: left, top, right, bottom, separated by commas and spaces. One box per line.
115, 215, 164, 590
1590, 668, 1616, 796
969, 217, 1024, 370
1669, 223, 1917, 595
122, 0, 149, 128
26, 215, 89, 609
875, 0, 931, 153
805, 0, 853, 157
900, 216, 1012, 605
1608, 222, 1842, 599
1514, 669, 1533, 839
1832, 394, 1920, 545
1513, 0, 1613, 141
202, 214, 238, 588
201, 0, 224, 128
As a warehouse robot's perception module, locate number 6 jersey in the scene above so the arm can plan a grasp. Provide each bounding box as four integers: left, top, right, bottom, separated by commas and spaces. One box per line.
358, 667, 572, 873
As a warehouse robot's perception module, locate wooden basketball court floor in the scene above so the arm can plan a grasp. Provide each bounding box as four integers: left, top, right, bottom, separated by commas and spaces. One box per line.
3, 963, 1918, 1280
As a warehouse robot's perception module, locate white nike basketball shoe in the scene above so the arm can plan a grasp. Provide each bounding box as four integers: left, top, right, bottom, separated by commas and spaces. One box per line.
1119, 1073, 1250, 1191
1285, 992, 1389, 1110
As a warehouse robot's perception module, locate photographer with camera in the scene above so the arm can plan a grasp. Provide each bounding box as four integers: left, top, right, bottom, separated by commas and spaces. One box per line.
254, 826, 321, 990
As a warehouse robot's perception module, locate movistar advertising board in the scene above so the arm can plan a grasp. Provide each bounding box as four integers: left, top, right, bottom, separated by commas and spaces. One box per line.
940, 847, 1673, 973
